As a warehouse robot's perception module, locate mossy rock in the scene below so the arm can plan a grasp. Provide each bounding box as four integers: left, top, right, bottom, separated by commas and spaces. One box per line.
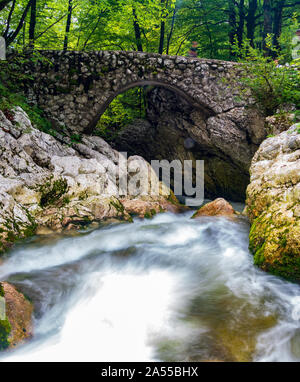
0, 282, 33, 351
37, 176, 69, 207
249, 204, 300, 282
0, 318, 11, 351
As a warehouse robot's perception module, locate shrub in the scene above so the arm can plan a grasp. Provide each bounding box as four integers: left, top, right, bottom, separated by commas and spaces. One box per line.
232, 36, 300, 116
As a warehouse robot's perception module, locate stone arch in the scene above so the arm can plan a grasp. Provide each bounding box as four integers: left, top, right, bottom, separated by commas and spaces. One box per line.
83, 80, 216, 134
20, 50, 266, 201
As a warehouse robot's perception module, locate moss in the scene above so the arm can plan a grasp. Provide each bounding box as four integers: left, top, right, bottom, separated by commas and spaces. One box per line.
0, 81, 52, 134
0, 318, 11, 351
109, 198, 133, 222
110, 198, 125, 215
56, 86, 71, 94
61, 196, 71, 206
0, 207, 38, 254
78, 190, 88, 201
0, 283, 4, 298
38, 176, 69, 207
100, 66, 109, 74
70, 133, 82, 143
167, 190, 180, 206
144, 209, 158, 219
248, 202, 300, 282
253, 242, 266, 267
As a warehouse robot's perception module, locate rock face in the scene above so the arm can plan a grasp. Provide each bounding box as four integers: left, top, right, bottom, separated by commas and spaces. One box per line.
192, 198, 236, 218
246, 123, 300, 281
0, 282, 33, 350
0, 107, 178, 253
113, 87, 266, 201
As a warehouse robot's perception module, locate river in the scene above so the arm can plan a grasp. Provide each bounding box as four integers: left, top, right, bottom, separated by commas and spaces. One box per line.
1, 210, 300, 362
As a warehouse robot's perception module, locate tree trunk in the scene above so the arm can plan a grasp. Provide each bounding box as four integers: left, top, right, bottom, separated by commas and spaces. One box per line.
158, 0, 166, 54
166, 6, 176, 54
63, 0, 73, 51
6, 0, 31, 46
246, 0, 258, 47
3, 0, 16, 40
28, 0, 36, 48
272, 0, 285, 55
263, 0, 273, 56
228, 0, 237, 57
132, 8, 143, 52
237, 0, 245, 47
0, 0, 12, 12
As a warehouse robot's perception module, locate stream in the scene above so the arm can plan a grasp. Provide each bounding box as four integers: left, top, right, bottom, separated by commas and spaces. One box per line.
1, 210, 300, 362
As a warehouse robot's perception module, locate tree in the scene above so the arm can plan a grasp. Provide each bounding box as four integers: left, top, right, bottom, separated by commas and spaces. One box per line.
237, 0, 245, 47
0, 0, 12, 12
158, 0, 166, 54
29, 0, 36, 48
228, 0, 237, 55
5, 0, 32, 47
246, 0, 258, 47
63, 0, 73, 50
132, 7, 143, 52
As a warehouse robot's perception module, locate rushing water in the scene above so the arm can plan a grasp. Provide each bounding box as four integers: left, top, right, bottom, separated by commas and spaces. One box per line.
1, 211, 300, 362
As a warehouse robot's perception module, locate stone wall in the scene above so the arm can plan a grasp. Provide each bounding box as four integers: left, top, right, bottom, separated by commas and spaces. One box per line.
23, 50, 251, 134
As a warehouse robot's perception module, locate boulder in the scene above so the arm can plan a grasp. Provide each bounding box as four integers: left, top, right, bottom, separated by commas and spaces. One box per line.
246, 123, 300, 281
192, 198, 236, 218
0, 107, 179, 252
0, 282, 33, 350
121, 196, 186, 219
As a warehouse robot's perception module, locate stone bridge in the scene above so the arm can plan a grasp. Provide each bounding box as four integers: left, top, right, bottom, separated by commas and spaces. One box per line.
24, 50, 252, 134
22, 50, 267, 201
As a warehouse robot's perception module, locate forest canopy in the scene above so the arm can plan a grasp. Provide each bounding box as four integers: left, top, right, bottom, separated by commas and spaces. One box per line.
0, 0, 299, 137
0, 0, 299, 60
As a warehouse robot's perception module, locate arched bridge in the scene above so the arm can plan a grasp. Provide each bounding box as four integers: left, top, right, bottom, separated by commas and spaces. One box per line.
24, 50, 250, 134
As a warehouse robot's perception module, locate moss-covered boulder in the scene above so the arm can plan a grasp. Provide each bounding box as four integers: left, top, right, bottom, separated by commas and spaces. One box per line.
192, 198, 236, 219
246, 123, 300, 281
0, 282, 33, 350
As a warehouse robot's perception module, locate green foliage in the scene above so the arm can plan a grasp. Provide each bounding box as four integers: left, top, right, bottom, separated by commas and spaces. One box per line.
70, 133, 82, 143
38, 177, 69, 207
233, 37, 300, 115
0, 283, 10, 351
96, 87, 147, 140
0, 317, 11, 351
0, 52, 54, 134
0, 283, 4, 298
279, 13, 299, 62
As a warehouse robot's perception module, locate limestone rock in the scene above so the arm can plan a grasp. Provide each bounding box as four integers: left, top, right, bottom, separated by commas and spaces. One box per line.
121, 196, 186, 219
111, 87, 266, 202
246, 123, 300, 281
0, 282, 33, 350
192, 198, 236, 218
265, 113, 296, 136
0, 107, 178, 251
